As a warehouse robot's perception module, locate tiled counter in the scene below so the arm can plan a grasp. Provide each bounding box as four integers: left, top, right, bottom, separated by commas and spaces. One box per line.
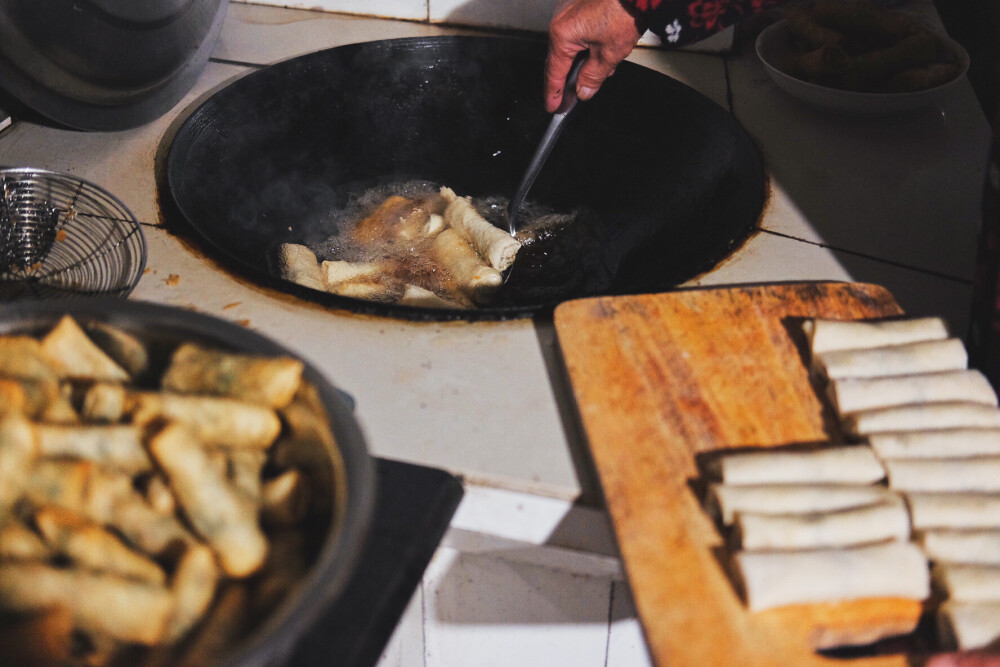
0, 2, 990, 664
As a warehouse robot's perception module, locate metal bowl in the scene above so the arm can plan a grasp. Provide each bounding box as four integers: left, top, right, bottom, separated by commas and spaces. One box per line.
0, 298, 376, 666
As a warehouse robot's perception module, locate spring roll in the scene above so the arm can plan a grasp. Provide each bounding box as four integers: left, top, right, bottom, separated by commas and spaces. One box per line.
829, 370, 997, 415
0, 414, 36, 508
0, 606, 74, 667
888, 63, 962, 93
351, 195, 430, 243
144, 474, 177, 516
867, 428, 1000, 460
147, 422, 267, 577
0, 563, 174, 645
843, 402, 1000, 436
711, 445, 885, 485
937, 601, 1000, 650
34, 507, 165, 585
431, 229, 503, 305
36, 423, 151, 474
735, 498, 910, 551
843, 32, 943, 91
261, 469, 310, 527
81, 382, 127, 422
228, 450, 266, 503
919, 529, 1000, 565
783, 45, 849, 84
733, 541, 930, 611
906, 492, 1000, 530
422, 213, 446, 237
163, 543, 220, 643
320, 260, 381, 287
0, 336, 60, 383
804, 316, 948, 355
785, 5, 843, 48
810, 0, 923, 38
814, 338, 968, 381
933, 563, 1000, 602
176, 585, 249, 667
276, 243, 325, 291
443, 196, 520, 271
83, 320, 150, 380
39, 315, 130, 382
707, 483, 899, 525
0, 377, 59, 420
884, 456, 1000, 493
130, 392, 282, 449
0, 520, 49, 560
161, 343, 304, 409
398, 284, 464, 309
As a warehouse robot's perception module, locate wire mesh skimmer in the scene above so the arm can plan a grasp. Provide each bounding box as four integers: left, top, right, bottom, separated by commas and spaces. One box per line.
0, 168, 146, 299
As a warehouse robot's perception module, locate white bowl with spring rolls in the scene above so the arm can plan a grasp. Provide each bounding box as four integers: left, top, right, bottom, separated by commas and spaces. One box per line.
755, 12, 969, 115
0, 299, 375, 667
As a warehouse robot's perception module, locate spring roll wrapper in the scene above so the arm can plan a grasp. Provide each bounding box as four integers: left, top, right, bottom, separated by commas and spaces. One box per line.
0, 415, 36, 509
843, 402, 1000, 436
36, 423, 151, 474
161, 343, 304, 410
163, 543, 220, 643
733, 541, 930, 611
814, 338, 968, 381
906, 492, 1000, 530
735, 498, 910, 551
867, 428, 1000, 460
431, 229, 503, 305
276, 243, 325, 291
805, 316, 948, 355
40, 315, 130, 382
0, 563, 174, 645
919, 529, 1000, 565
34, 507, 165, 585
932, 563, 1000, 602
713, 445, 885, 485
885, 456, 1000, 493
130, 391, 281, 449
0, 520, 49, 560
442, 196, 520, 271
829, 370, 997, 415
707, 483, 899, 525
147, 422, 267, 577
937, 601, 1000, 650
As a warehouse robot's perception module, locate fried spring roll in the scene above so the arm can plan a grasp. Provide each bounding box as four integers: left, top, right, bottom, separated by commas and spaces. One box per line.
36, 423, 151, 474
147, 422, 267, 577
83, 320, 150, 380
398, 284, 464, 309
228, 450, 266, 503
888, 63, 961, 92
0, 415, 36, 508
351, 195, 431, 243
163, 543, 220, 643
161, 344, 304, 409
442, 196, 520, 271
431, 229, 503, 305
39, 316, 130, 382
176, 585, 249, 667
130, 392, 282, 449
35, 507, 166, 585
262, 469, 310, 527
843, 32, 947, 91
0, 563, 174, 645
276, 243, 325, 291
810, 0, 923, 38
785, 5, 843, 48
81, 382, 126, 422
144, 474, 176, 516
320, 260, 381, 287
0, 336, 60, 383
0, 520, 49, 560
0, 606, 74, 667
0, 378, 59, 419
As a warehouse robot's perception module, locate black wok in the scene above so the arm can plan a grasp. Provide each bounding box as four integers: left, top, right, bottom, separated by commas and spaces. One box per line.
166, 36, 766, 321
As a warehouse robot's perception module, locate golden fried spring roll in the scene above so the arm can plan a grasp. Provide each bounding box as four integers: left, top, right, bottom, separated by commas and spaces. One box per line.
0, 563, 174, 645
276, 243, 325, 291
810, 0, 922, 38
144, 474, 176, 516
422, 213, 446, 237
34, 507, 165, 585
398, 284, 463, 309
0, 520, 49, 560
40, 392, 78, 424
161, 343, 304, 409
320, 260, 381, 287
785, 5, 843, 48
81, 382, 126, 422
36, 423, 151, 474
431, 229, 503, 305
176, 584, 249, 667
443, 196, 521, 271
163, 543, 219, 643
843, 32, 945, 91
262, 469, 310, 527
888, 63, 961, 92
0, 415, 36, 508
147, 422, 267, 577
228, 450, 266, 503
783, 45, 849, 84
39, 316, 130, 382
83, 320, 150, 380
0, 336, 60, 383
130, 392, 282, 449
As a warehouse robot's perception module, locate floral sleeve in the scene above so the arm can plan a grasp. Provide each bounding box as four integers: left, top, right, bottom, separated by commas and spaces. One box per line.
622, 0, 785, 46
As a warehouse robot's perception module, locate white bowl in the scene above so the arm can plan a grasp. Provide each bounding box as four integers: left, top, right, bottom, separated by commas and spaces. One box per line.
755, 20, 970, 115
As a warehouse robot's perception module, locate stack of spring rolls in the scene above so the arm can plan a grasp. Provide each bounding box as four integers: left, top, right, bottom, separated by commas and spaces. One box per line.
704, 316, 1000, 652
277, 186, 521, 309
0, 315, 332, 666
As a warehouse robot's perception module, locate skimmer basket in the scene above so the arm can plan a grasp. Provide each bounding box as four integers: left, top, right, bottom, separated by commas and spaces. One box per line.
0, 168, 146, 299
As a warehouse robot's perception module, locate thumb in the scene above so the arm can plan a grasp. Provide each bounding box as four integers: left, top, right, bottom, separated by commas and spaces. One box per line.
574, 58, 615, 101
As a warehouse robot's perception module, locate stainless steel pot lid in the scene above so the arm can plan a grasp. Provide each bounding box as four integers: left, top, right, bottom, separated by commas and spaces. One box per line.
0, 0, 227, 131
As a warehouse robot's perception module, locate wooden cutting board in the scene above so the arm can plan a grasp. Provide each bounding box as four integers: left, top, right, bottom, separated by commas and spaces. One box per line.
554, 282, 927, 667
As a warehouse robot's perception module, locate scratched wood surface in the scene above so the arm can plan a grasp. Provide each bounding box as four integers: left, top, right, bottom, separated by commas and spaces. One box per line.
554, 283, 925, 667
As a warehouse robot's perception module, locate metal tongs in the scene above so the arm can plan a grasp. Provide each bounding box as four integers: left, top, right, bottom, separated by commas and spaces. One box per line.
507, 52, 588, 237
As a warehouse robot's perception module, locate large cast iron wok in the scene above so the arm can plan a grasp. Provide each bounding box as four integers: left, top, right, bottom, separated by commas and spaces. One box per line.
167, 36, 766, 321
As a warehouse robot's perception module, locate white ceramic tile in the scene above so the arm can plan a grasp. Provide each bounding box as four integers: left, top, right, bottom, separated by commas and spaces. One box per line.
236, 0, 427, 22
217, 3, 456, 65
377, 585, 426, 667
422, 547, 612, 667
606, 581, 654, 667
727, 26, 991, 280
429, 0, 555, 32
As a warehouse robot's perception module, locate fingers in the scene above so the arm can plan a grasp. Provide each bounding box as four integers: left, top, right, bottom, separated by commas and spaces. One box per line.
544, 43, 580, 113
575, 52, 617, 102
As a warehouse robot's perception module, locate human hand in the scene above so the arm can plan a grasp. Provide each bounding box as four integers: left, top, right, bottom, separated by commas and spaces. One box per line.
544, 0, 642, 113
926, 652, 1000, 667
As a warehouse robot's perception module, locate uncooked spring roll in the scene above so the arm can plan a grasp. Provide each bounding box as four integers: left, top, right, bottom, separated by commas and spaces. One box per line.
868, 429, 1000, 460
906, 492, 1000, 530
707, 483, 899, 525
431, 229, 503, 305
161, 343, 304, 409
804, 316, 948, 355
885, 457, 1000, 493
829, 370, 997, 415
276, 243, 324, 291
814, 338, 967, 381
844, 402, 1000, 436
711, 445, 885, 485
937, 601, 1000, 650
933, 563, 1000, 602
442, 196, 521, 271
919, 529, 1000, 565
733, 541, 930, 611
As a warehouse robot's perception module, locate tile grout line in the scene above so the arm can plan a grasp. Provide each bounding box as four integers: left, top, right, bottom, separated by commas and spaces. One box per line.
760, 228, 973, 284
420, 576, 429, 667
603, 579, 616, 667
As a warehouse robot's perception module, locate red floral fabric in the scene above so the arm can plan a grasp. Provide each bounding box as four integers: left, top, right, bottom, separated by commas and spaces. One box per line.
621, 0, 783, 46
